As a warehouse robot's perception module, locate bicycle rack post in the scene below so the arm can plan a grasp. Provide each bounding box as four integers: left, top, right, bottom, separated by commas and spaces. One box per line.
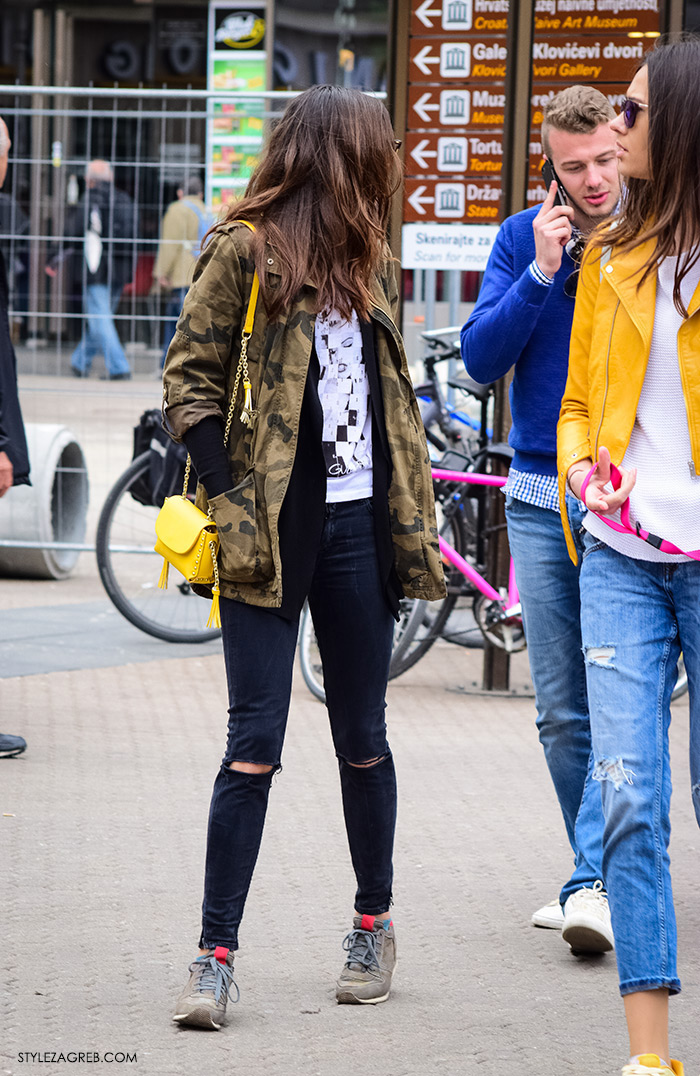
482, 378, 513, 692
481, 0, 534, 692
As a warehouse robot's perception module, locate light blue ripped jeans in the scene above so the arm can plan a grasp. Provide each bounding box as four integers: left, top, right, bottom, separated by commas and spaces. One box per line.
579, 530, 700, 997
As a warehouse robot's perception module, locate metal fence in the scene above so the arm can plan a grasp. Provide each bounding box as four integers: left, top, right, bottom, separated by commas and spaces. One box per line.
0, 84, 305, 360
0, 84, 305, 563
0, 83, 475, 565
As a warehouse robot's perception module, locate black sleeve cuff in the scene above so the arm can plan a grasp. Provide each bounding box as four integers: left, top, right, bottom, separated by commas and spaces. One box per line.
182, 416, 232, 499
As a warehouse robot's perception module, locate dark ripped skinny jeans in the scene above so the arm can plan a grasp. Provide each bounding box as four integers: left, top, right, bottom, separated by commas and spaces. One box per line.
199, 498, 397, 950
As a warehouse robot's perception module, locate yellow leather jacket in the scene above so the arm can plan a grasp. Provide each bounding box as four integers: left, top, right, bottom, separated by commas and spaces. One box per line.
557, 237, 700, 563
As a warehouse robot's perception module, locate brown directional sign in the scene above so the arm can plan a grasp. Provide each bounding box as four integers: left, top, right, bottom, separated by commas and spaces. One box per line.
534, 2, 662, 35
530, 83, 626, 129
411, 0, 663, 36
531, 36, 647, 82
409, 37, 507, 83
403, 177, 502, 223
407, 84, 505, 130
405, 131, 503, 178
410, 0, 508, 37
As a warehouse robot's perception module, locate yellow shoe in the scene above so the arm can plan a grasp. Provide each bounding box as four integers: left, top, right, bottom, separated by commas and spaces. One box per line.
622, 1055, 684, 1076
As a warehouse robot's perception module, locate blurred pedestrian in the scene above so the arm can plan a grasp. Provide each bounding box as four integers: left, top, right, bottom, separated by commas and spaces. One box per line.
462, 86, 619, 953
153, 176, 213, 368
560, 37, 700, 1076
0, 115, 28, 759
69, 160, 133, 380
0, 190, 29, 343
163, 85, 444, 1029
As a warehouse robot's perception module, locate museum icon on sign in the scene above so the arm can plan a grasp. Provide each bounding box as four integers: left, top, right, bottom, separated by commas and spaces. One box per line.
443, 0, 472, 30
440, 90, 470, 125
435, 183, 465, 218
438, 137, 468, 172
440, 43, 470, 78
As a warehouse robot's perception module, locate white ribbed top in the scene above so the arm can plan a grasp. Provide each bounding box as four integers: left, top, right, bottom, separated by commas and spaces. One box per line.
584, 254, 700, 562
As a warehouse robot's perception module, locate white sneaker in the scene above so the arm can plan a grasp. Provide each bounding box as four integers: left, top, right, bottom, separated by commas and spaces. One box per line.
562, 880, 614, 953
622, 1055, 684, 1075
531, 899, 564, 930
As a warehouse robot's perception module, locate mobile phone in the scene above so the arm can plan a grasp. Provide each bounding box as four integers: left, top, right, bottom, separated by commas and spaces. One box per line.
541, 159, 567, 206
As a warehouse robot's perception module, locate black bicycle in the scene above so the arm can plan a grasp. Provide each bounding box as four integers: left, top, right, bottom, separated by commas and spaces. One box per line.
298, 328, 513, 700
96, 412, 221, 644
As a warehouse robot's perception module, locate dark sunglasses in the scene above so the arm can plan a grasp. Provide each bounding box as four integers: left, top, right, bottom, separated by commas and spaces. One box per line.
620, 98, 649, 129
563, 233, 587, 298
393, 139, 402, 151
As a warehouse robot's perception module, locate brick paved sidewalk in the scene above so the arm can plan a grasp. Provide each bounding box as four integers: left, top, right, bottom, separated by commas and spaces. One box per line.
2, 640, 698, 1076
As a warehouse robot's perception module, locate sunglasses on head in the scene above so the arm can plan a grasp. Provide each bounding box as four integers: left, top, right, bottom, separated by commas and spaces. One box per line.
620, 98, 649, 129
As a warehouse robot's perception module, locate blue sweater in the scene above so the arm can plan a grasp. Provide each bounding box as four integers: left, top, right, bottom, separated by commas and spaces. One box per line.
461, 206, 577, 477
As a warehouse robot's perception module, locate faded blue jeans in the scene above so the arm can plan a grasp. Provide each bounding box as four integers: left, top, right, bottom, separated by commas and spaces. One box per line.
505, 494, 604, 905
71, 284, 131, 377
579, 532, 700, 996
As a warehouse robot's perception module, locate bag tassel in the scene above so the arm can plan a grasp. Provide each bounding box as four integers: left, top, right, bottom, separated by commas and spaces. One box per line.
240, 379, 256, 428
205, 540, 221, 628
206, 585, 221, 629
158, 557, 170, 590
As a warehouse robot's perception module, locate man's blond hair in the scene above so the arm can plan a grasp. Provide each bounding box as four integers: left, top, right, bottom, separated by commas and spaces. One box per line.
542, 85, 615, 157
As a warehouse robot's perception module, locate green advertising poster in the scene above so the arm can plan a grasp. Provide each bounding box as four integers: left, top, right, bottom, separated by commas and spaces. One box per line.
207, 3, 267, 210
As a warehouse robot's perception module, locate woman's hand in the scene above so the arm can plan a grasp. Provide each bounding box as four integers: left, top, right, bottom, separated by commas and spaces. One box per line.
567, 446, 637, 511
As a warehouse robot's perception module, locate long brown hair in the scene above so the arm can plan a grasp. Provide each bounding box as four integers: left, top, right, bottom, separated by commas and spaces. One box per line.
214, 85, 402, 320
592, 35, 700, 316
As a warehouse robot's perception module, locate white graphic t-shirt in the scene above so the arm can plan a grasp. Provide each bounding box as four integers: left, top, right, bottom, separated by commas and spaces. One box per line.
315, 308, 373, 502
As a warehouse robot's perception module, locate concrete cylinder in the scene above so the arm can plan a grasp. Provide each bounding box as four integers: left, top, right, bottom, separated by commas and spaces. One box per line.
0, 423, 89, 579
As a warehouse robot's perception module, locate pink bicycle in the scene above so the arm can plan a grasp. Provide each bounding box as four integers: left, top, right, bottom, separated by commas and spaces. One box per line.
387, 467, 525, 676
299, 465, 525, 701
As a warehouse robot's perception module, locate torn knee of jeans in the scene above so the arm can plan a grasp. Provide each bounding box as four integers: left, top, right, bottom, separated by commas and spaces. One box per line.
692, 782, 700, 800
345, 753, 388, 769
223, 760, 282, 778
585, 644, 616, 669
593, 757, 635, 790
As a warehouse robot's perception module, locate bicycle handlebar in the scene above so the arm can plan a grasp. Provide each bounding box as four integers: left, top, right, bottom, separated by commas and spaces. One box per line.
431, 467, 507, 488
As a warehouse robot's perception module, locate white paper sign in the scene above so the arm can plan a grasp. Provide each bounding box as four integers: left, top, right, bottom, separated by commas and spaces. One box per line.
401, 223, 499, 271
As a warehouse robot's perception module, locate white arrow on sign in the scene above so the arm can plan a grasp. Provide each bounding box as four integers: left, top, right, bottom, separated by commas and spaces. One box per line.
415, 0, 442, 27
410, 139, 437, 171
412, 45, 440, 76
412, 92, 441, 123
408, 186, 435, 215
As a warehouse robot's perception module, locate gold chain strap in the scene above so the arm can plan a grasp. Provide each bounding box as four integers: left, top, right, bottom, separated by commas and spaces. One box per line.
181, 219, 260, 504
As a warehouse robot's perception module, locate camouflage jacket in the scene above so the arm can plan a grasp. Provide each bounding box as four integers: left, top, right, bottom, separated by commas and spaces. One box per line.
162, 220, 445, 608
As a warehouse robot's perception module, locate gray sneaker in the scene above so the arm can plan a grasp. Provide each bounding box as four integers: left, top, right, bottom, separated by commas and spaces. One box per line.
173, 947, 239, 1029
336, 915, 396, 1004
0, 734, 27, 758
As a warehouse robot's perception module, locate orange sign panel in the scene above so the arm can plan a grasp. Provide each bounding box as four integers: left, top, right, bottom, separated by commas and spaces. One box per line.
407, 84, 505, 130
409, 38, 507, 83
534, 1, 661, 35
531, 36, 646, 82
405, 131, 503, 178
410, 0, 508, 37
403, 177, 502, 223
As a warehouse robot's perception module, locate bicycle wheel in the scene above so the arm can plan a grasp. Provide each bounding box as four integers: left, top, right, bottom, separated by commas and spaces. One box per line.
387, 502, 468, 676
298, 498, 471, 701
297, 594, 441, 704
96, 452, 221, 643
298, 600, 326, 702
